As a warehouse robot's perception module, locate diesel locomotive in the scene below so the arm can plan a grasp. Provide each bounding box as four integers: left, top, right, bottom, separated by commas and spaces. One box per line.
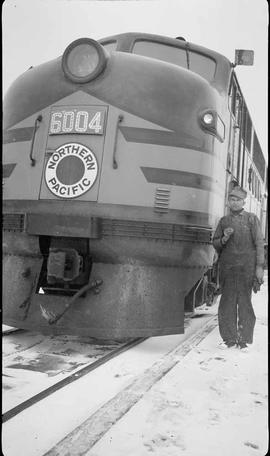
3, 33, 267, 337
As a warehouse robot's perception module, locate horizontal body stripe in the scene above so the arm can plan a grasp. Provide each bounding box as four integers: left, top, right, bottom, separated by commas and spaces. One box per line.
3, 127, 34, 145
2, 163, 17, 178
141, 167, 216, 191
3, 212, 212, 242
3, 125, 212, 157
120, 126, 212, 154
3, 200, 214, 228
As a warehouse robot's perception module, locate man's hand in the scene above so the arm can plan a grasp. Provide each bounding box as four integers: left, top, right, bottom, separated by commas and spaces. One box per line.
222, 227, 234, 244
255, 265, 264, 284
224, 227, 234, 237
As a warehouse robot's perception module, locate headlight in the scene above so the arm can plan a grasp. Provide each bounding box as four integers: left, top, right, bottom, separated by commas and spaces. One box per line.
62, 38, 108, 83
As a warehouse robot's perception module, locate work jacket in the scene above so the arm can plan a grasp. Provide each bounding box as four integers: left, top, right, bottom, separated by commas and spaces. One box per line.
213, 210, 264, 270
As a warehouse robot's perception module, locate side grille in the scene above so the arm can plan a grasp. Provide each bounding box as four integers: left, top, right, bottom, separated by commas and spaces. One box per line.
154, 187, 170, 213
2, 213, 25, 232
2, 213, 211, 242
102, 219, 211, 243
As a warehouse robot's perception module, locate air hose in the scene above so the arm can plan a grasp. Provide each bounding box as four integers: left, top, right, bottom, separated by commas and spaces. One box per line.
40, 279, 102, 325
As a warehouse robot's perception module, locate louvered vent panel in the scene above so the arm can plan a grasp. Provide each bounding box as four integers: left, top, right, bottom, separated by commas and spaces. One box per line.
154, 187, 170, 213
3, 213, 25, 232
101, 219, 211, 242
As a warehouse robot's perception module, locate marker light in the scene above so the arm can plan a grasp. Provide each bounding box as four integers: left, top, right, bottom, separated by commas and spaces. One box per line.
202, 113, 214, 125
199, 110, 225, 142
62, 38, 108, 83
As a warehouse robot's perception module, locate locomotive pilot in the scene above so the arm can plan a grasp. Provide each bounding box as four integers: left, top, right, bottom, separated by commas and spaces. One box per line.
213, 186, 265, 351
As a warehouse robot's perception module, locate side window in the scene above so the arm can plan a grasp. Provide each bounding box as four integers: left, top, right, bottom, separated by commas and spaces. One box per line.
252, 170, 255, 195
255, 174, 258, 199
245, 112, 252, 152
253, 131, 266, 181
241, 104, 246, 141
240, 103, 246, 187
239, 102, 253, 189
235, 96, 242, 125
231, 83, 237, 117
248, 166, 252, 191
240, 145, 246, 188
229, 78, 242, 125
229, 77, 243, 179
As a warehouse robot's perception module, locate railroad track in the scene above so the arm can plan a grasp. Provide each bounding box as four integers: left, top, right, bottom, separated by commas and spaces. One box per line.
45, 314, 219, 456
2, 306, 216, 427
2, 326, 24, 335
2, 307, 219, 456
2, 331, 146, 423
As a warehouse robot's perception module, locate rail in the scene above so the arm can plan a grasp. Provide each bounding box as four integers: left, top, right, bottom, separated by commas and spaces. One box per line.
2, 337, 146, 423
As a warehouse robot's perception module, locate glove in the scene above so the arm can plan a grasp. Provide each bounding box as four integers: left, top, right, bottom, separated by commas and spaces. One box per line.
222, 227, 234, 244
253, 278, 261, 293
255, 265, 264, 284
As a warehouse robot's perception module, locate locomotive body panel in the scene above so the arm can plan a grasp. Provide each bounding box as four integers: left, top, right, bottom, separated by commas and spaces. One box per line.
3, 109, 50, 200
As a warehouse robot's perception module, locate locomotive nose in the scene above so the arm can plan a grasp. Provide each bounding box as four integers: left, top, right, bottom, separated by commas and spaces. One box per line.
62, 38, 109, 83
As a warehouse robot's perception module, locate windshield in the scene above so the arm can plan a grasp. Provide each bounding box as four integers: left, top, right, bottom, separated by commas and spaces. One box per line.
132, 40, 216, 82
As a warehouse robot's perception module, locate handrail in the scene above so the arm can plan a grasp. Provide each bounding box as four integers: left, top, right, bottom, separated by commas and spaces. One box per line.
29, 114, 42, 166
112, 114, 123, 169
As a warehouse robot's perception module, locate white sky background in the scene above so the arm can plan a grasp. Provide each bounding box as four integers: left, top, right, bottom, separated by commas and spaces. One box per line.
2, 0, 268, 158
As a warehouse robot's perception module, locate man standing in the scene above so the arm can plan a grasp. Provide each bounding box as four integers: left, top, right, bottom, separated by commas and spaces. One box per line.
213, 186, 265, 351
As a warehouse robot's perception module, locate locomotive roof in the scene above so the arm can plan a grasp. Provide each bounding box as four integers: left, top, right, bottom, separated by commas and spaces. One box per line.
99, 32, 232, 94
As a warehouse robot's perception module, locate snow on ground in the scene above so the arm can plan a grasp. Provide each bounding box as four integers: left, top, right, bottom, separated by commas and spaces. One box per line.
86, 277, 268, 456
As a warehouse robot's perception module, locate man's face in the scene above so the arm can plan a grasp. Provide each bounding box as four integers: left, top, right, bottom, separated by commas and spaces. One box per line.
228, 196, 245, 212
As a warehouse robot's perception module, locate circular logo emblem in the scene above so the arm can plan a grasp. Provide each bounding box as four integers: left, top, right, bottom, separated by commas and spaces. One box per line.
45, 143, 98, 198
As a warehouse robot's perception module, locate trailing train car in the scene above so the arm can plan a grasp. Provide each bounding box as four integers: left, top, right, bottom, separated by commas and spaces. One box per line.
3, 33, 267, 337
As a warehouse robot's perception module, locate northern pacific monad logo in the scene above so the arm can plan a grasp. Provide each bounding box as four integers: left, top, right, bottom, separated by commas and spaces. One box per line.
45, 143, 98, 198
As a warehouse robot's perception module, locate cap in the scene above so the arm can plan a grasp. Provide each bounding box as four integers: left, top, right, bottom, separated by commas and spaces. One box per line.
229, 186, 247, 199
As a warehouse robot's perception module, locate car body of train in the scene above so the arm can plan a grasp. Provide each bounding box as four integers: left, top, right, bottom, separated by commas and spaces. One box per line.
3, 32, 267, 337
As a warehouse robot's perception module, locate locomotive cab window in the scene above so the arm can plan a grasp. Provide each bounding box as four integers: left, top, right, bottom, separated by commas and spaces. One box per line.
132, 40, 216, 81
229, 78, 242, 124
240, 102, 252, 154
251, 169, 255, 195
245, 112, 252, 152
253, 131, 266, 181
